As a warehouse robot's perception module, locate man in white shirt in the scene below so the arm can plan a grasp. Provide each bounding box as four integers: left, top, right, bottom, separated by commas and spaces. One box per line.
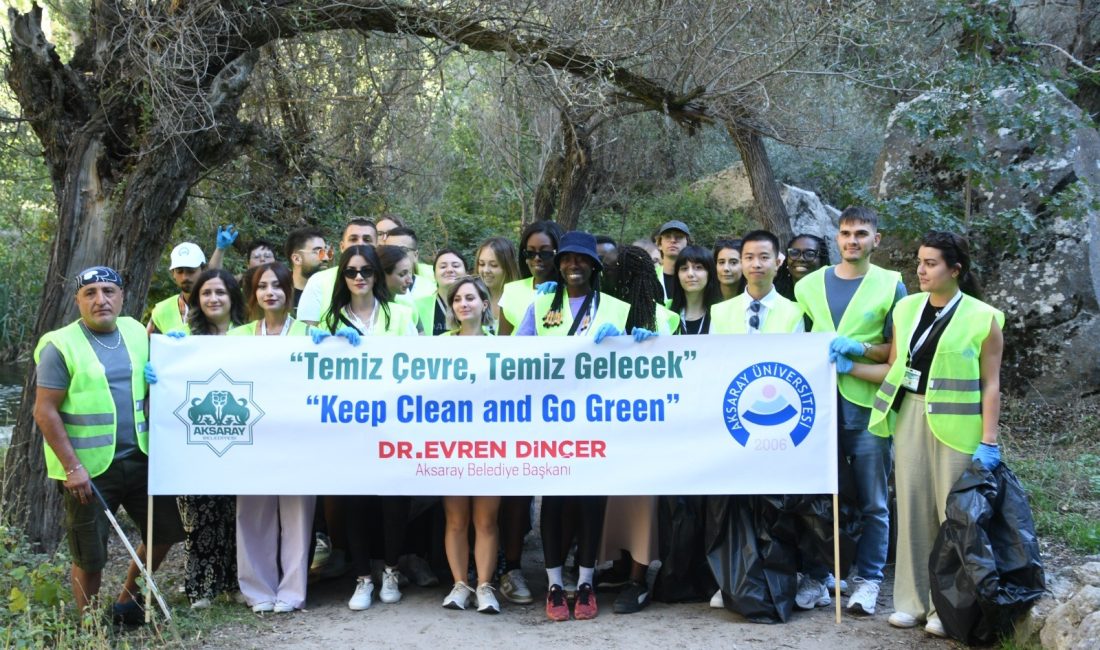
711, 230, 804, 334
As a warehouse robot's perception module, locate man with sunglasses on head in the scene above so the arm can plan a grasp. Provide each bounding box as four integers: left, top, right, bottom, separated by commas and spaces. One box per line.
285, 227, 330, 317
793, 206, 905, 617
298, 218, 377, 327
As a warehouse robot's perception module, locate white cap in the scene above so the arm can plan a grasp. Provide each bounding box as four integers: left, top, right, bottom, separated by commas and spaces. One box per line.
169, 242, 206, 270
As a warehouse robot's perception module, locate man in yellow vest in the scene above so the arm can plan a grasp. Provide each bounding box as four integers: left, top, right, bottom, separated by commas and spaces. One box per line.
33, 266, 183, 626
298, 218, 377, 326
710, 230, 804, 334
793, 206, 906, 616
147, 241, 206, 335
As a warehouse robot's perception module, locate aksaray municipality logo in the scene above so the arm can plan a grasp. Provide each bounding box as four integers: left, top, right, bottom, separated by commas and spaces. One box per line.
174, 369, 264, 457
723, 362, 815, 447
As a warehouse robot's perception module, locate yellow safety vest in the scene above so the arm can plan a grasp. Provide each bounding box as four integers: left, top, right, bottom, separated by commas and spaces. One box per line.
33, 317, 149, 480
414, 293, 444, 335
795, 264, 902, 407
656, 304, 681, 335
498, 278, 535, 332
150, 295, 185, 334
868, 293, 1004, 453
710, 292, 804, 334
227, 319, 313, 337
320, 302, 417, 336
533, 292, 630, 337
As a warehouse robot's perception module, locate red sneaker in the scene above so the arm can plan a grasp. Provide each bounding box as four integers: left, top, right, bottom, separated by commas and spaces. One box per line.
573, 583, 598, 620
546, 585, 569, 622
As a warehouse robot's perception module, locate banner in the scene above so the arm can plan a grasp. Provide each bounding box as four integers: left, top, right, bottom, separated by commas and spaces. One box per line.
148, 333, 837, 495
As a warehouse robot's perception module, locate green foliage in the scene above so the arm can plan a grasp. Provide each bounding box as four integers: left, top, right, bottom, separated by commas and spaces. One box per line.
871, 0, 1094, 251
585, 185, 750, 248
1013, 452, 1100, 553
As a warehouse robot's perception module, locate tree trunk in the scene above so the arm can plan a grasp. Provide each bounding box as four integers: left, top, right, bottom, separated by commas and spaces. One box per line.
725, 122, 792, 243
532, 112, 597, 231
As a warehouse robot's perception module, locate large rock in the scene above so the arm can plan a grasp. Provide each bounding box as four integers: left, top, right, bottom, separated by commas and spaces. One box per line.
1041, 585, 1100, 650
872, 85, 1100, 401
693, 162, 842, 261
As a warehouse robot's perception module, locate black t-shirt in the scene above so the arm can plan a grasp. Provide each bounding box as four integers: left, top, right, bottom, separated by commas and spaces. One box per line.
432, 299, 447, 336
679, 315, 709, 335
663, 273, 676, 298
905, 300, 957, 395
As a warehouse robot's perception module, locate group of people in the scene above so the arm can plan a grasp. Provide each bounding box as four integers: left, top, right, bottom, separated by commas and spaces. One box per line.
34, 207, 1003, 638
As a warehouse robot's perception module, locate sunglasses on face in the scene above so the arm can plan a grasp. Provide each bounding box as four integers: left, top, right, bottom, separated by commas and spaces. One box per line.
343, 267, 374, 279
522, 249, 556, 262
786, 248, 820, 261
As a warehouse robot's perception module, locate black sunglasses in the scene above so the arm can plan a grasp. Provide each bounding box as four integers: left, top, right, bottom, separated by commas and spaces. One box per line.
522, 249, 556, 261
343, 267, 374, 279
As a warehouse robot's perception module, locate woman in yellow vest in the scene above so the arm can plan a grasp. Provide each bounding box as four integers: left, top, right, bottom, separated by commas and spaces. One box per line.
176, 269, 247, 608
226, 262, 316, 613
498, 220, 564, 335
435, 276, 503, 613
318, 245, 418, 611
515, 231, 651, 622
475, 237, 521, 326
862, 232, 1004, 637
416, 249, 468, 336
494, 221, 563, 606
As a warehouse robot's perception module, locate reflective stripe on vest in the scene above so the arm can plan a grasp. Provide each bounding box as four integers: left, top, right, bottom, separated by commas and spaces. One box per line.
33, 317, 149, 480
709, 293, 804, 334
533, 292, 630, 337
868, 293, 1004, 453
795, 264, 902, 407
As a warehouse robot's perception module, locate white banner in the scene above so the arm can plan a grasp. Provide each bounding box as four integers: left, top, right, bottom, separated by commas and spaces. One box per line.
148, 333, 837, 496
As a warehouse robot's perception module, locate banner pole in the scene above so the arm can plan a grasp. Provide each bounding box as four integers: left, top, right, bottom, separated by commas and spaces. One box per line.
833, 492, 841, 624
146, 494, 154, 623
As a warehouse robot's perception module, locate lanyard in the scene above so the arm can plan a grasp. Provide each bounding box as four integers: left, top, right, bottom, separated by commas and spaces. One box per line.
260, 316, 294, 337
908, 291, 962, 359
679, 309, 709, 335
569, 293, 598, 336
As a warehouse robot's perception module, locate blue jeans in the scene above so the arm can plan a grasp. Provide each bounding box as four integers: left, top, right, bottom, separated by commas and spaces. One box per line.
839, 426, 892, 582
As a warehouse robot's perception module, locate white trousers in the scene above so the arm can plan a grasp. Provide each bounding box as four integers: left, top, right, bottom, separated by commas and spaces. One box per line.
236, 495, 316, 609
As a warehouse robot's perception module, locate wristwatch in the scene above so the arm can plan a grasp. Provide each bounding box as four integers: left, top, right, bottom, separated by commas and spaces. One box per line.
862, 342, 873, 357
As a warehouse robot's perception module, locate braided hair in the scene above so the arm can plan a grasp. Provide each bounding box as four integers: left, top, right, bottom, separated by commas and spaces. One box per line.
605, 245, 660, 333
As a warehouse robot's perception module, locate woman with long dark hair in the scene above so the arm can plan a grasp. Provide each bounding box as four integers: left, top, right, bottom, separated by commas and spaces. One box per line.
498, 220, 563, 335
713, 239, 744, 301
861, 231, 1003, 638
320, 245, 418, 611
669, 245, 724, 335
176, 269, 247, 608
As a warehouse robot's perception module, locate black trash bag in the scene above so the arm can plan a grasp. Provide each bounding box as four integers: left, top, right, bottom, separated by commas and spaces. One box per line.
705, 494, 799, 623
780, 452, 863, 581
653, 495, 716, 602
929, 461, 1045, 645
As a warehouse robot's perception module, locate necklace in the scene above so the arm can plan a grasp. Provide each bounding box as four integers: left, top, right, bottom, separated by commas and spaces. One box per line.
81, 322, 122, 350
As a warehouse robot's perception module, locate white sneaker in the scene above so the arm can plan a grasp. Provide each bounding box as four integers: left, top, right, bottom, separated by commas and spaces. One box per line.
476, 583, 501, 614
380, 568, 402, 604
888, 611, 919, 628
442, 582, 473, 610
499, 569, 534, 604
924, 614, 947, 638
709, 589, 724, 609
794, 575, 831, 610
273, 600, 295, 613
846, 577, 880, 615
251, 600, 274, 613
348, 577, 374, 611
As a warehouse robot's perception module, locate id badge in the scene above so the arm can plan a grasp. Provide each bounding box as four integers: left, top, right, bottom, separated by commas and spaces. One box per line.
902, 368, 921, 391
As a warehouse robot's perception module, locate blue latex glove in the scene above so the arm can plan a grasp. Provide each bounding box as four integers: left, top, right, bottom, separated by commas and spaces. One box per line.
216, 224, 239, 250
972, 443, 1001, 470
334, 326, 362, 347
144, 362, 158, 385
310, 329, 330, 344
833, 353, 854, 374
166, 330, 187, 339
535, 281, 558, 295
830, 336, 864, 358
632, 327, 657, 342
593, 323, 621, 343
